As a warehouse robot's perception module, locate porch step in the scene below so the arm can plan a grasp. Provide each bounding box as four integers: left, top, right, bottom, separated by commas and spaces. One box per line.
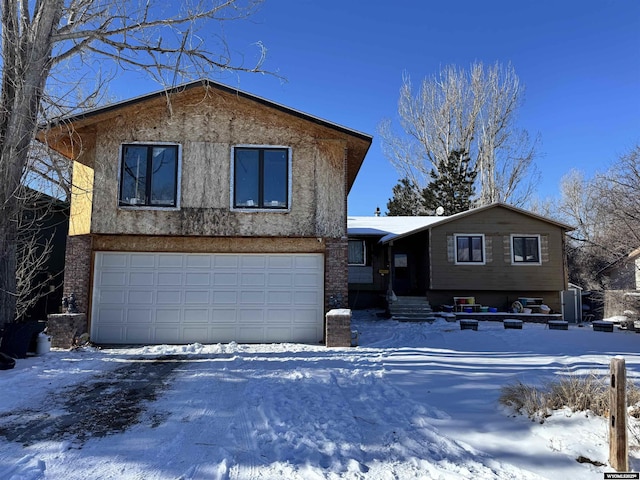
389, 296, 436, 322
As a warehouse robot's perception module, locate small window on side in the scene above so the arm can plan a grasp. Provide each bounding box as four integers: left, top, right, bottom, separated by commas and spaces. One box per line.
512, 235, 541, 264
455, 234, 485, 264
348, 240, 366, 266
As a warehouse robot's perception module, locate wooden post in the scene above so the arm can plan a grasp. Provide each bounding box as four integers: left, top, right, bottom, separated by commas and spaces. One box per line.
610, 357, 628, 472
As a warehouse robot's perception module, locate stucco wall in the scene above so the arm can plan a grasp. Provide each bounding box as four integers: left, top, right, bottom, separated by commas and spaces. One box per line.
81, 88, 350, 239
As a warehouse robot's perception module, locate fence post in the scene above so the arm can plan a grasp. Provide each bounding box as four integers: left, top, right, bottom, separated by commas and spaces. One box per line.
609, 356, 628, 472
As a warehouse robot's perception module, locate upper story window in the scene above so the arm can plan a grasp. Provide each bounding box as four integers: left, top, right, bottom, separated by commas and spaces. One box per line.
119, 144, 180, 208
348, 239, 366, 266
232, 146, 290, 210
512, 235, 541, 264
455, 234, 485, 264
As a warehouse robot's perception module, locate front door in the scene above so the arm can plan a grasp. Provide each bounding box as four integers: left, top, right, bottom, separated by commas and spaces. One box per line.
392, 252, 411, 296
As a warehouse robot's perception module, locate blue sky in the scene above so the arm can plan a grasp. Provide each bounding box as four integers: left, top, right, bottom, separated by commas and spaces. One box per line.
113, 0, 640, 216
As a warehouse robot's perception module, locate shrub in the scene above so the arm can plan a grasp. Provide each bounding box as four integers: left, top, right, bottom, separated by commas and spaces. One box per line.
500, 372, 640, 422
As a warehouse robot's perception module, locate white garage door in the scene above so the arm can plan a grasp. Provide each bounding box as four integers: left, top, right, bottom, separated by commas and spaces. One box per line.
91, 252, 324, 344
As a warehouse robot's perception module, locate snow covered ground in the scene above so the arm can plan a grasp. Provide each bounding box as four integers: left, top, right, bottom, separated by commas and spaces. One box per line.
1, 311, 639, 480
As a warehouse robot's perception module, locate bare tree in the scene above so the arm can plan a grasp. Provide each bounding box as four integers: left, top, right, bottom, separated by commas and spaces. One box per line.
555, 146, 640, 288
0, 0, 271, 325
379, 62, 539, 208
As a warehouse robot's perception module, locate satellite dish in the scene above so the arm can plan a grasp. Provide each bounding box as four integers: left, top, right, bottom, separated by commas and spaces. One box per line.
435, 206, 444, 216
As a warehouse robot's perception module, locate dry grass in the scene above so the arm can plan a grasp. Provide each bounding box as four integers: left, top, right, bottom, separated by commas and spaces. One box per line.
500, 372, 640, 424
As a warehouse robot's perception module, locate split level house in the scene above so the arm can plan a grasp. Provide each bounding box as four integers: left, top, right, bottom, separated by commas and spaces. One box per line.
348, 204, 574, 314
39, 79, 372, 345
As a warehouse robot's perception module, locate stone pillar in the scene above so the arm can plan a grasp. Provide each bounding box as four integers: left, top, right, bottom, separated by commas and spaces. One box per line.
47, 313, 88, 348
63, 235, 92, 313
325, 308, 352, 347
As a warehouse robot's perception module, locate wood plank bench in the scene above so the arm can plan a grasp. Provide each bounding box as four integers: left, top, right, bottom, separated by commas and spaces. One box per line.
548, 320, 568, 330
503, 319, 523, 329
460, 319, 478, 331
592, 321, 614, 332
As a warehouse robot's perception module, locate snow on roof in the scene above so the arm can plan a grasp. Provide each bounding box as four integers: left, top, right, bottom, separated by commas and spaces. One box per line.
347, 216, 444, 243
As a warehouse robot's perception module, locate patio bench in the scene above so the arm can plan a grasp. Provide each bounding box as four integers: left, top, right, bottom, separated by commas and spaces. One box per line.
503, 319, 523, 329
592, 321, 614, 332
460, 319, 478, 331
548, 320, 568, 331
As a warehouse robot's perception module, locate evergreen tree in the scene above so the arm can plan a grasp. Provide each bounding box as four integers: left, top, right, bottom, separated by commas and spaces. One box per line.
423, 150, 477, 215
386, 178, 427, 215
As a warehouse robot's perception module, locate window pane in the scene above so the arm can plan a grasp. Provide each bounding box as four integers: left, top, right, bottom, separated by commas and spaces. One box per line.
471, 237, 483, 262
235, 150, 260, 207
263, 149, 287, 207
457, 237, 470, 262
525, 237, 539, 262
150, 146, 177, 206
513, 237, 524, 261
348, 240, 365, 265
121, 146, 147, 205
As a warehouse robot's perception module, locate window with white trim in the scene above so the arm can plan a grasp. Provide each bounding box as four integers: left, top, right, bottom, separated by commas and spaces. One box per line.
455, 234, 485, 264
232, 146, 290, 210
348, 239, 366, 266
119, 144, 180, 208
512, 235, 541, 264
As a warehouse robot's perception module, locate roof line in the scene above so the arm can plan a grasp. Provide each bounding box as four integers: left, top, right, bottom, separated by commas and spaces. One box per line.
43, 79, 373, 142
379, 202, 574, 244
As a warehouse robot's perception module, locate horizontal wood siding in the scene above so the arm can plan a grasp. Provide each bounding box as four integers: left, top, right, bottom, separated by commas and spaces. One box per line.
430, 207, 567, 291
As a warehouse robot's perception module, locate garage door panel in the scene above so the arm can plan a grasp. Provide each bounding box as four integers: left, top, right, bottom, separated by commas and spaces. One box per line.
186, 272, 211, 286
239, 309, 264, 322
130, 254, 155, 268
127, 290, 154, 304
100, 272, 127, 286
125, 326, 152, 343
186, 255, 211, 268
157, 291, 181, 304
240, 291, 265, 304
268, 273, 292, 287
157, 309, 181, 323
241, 256, 266, 268
158, 254, 184, 268
294, 291, 319, 305
211, 309, 237, 321
294, 309, 320, 323
100, 253, 128, 268
267, 291, 292, 304
92, 252, 323, 344
214, 272, 238, 286
185, 291, 209, 304
99, 290, 126, 303
184, 309, 208, 322
213, 291, 237, 304
130, 272, 154, 286
158, 272, 182, 286
183, 326, 208, 342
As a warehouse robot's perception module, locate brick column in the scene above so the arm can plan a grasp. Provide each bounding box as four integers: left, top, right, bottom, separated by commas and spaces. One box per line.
63, 235, 92, 313
324, 237, 348, 311
325, 308, 352, 347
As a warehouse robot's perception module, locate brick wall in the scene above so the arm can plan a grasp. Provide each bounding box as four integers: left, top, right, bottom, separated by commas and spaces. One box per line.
324, 237, 348, 311
63, 235, 92, 313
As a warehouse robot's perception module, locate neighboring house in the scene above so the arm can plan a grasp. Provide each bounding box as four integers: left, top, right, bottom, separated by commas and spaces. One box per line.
39, 79, 372, 345
17, 188, 69, 322
348, 203, 573, 313
601, 247, 640, 290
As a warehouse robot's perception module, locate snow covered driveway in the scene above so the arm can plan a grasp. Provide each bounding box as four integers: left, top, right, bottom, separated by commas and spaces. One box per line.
0, 312, 639, 479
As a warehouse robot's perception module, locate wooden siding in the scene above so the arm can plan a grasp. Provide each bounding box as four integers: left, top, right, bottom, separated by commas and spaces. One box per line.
68, 160, 94, 236
429, 206, 567, 291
